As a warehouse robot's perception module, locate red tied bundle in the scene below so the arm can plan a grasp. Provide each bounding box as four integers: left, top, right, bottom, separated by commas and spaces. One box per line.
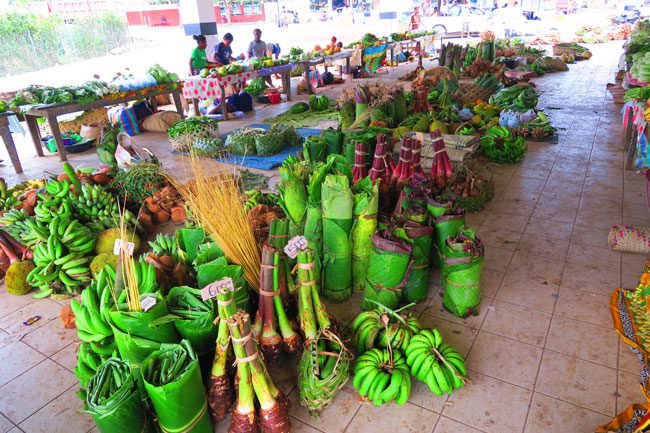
368, 134, 395, 184
411, 138, 424, 176
393, 136, 414, 185
353, 141, 368, 183
430, 130, 453, 189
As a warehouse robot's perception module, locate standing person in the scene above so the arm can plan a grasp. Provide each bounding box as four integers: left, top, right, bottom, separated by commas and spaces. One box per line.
189, 35, 218, 75
410, 7, 422, 30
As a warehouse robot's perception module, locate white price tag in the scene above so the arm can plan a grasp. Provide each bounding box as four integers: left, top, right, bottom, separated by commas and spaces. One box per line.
141, 296, 157, 312
113, 239, 135, 256
283, 235, 308, 259
201, 277, 234, 301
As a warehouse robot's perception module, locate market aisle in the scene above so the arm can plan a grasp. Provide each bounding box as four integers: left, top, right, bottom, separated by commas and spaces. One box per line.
0, 42, 644, 433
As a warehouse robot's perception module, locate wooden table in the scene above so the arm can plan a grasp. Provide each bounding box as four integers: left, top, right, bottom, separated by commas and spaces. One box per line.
23, 84, 184, 162
183, 64, 294, 118
295, 52, 353, 93
0, 112, 22, 174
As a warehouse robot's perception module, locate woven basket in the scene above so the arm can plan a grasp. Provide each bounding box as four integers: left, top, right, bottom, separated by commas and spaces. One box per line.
608, 225, 650, 253
57, 108, 109, 135
552, 45, 577, 56
453, 83, 495, 105
169, 122, 220, 152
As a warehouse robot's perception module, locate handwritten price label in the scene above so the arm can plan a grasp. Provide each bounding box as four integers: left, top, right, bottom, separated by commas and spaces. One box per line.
113, 239, 135, 256
284, 235, 308, 259
141, 297, 157, 312
201, 277, 235, 301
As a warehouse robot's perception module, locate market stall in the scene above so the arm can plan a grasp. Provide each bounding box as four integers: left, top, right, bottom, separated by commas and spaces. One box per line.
23, 83, 183, 162
294, 50, 354, 78
182, 63, 294, 118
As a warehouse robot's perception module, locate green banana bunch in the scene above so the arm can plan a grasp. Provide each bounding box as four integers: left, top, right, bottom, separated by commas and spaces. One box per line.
479, 126, 528, 164
74, 342, 113, 390
0, 209, 32, 240
489, 85, 539, 112
149, 233, 184, 263
69, 184, 138, 230
0, 178, 21, 211
352, 348, 411, 406
25, 216, 96, 298
70, 266, 116, 346
352, 308, 422, 353
243, 189, 279, 212
404, 329, 467, 396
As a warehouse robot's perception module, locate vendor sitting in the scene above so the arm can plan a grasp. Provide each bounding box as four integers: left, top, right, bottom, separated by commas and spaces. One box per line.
189, 35, 218, 75
247, 29, 275, 88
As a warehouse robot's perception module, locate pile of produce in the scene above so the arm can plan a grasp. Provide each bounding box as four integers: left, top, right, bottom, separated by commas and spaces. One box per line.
490, 84, 539, 112
480, 126, 528, 163
11, 81, 113, 107
146, 64, 180, 84
352, 304, 467, 404
225, 125, 301, 156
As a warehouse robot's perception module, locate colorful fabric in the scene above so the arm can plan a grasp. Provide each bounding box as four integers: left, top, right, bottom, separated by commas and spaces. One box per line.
107, 106, 142, 136
362, 44, 389, 74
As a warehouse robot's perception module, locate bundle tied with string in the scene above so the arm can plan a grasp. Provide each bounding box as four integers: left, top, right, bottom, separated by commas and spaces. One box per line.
227, 310, 291, 433
395, 221, 434, 303
352, 141, 368, 184
433, 208, 465, 268
442, 228, 484, 318
296, 248, 352, 418
361, 230, 413, 311
141, 340, 213, 433
351, 177, 379, 292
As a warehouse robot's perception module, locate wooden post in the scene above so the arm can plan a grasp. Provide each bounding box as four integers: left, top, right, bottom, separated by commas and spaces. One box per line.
0, 115, 22, 174
25, 115, 44, 157
47, 113, 68, 162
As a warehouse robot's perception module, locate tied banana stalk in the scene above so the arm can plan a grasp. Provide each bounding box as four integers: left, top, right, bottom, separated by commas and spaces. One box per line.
442, 228, 484, 318
277, 156, 307, 238
395, 222, 434, 303
85, 358, 155, 433
253, 242, 302, 362
362, 230, 413, 311
141, 340, 213, 433
322, 174, 353, 303
296, 248, 351, 418
404, 329, 468, 395
228, 311, 292, 433
351, 177, 379, 292
165, 286, 219, 376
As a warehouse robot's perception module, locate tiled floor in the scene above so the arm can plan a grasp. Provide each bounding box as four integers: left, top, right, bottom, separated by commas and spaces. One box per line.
0, 42, 647, 433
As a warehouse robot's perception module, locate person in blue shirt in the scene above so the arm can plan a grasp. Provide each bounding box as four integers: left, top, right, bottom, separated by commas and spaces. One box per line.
213, 33, 237, 66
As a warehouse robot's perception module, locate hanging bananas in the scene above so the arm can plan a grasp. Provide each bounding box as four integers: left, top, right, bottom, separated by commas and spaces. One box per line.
25, 215, 96, 298
352, 348, 411, 406
351, 308, 422, 353
404, 329, 467, 395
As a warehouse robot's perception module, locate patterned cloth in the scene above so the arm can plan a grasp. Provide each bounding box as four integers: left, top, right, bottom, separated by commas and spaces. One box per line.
183, 71, 258, 100
362, 44, 389, 74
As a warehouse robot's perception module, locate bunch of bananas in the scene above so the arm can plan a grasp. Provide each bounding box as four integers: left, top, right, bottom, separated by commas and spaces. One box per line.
149, 233, 184, 263
69, 183, 138, 230
243, 189, 279, 212
26, 216, 96, 298
74, 342, 113, 388
34, 181, 72, 223
405, 329, 467, 395
0, 179, 21, 211
352, 348, 411, 406
352, 308, 422, 352
0, 209, 31, 241
70, 266, 116, 346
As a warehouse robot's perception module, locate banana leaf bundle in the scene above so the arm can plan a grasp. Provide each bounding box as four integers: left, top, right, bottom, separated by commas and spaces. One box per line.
252, 242, 302, 362
395, 222, 434, 303
351, 177, 379, 292
433, 209, 466, 267
362, 230, 413, 311
304, 160, 333, 263
303, 136, 327, 163
323, 127, 344, 156
426, 193, 454, 218
395, 172, 430, 224
343, 140, 355, 167
277, 156, 307, 237
296, 249, 351, 418
228, 310, 292, 433
322, 174, 354, 303
166, 286, 218, 375
442, 228, 484, 317
85, 358, 155, 433
109, 291, 180, 367
141, 340, 213, 433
